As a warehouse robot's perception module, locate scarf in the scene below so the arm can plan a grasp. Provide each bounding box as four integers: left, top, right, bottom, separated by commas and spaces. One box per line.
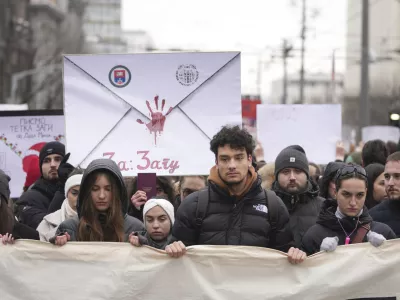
60, 199, 77, 223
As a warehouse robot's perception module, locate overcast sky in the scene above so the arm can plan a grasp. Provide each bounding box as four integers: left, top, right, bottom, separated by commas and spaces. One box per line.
122, 0, 347, 96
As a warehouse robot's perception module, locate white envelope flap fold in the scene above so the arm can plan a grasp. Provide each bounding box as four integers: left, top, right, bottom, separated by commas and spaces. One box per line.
63, 57, 131, 166
64, 52, 240, 121
178, 54, 242, 139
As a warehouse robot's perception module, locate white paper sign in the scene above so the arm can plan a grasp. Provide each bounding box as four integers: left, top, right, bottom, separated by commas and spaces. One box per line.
63, 52, 242, 176
257, 104, 342, 164
0, 112, 65, 197
362, 126, 400, 143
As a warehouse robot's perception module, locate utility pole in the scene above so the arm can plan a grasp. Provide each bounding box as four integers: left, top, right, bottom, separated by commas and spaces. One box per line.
282, 39, 292, 104
299, 0, 306, 104
359, 0, 370, 142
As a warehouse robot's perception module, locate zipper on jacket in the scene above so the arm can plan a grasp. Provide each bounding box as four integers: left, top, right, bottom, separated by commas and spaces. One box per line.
226, 199, 238, 244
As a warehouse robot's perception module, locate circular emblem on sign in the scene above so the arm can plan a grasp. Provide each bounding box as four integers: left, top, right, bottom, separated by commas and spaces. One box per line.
176, 64, 199, 86
109, 65, 131, 88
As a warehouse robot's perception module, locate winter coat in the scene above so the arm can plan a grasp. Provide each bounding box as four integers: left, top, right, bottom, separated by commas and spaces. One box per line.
16, 178, 59, 229
136, 231, 174, 250
301, 200, 396, 255
319, 161, 346, 199
369, 200, 400, 238
56, 159, 144, 241
172, 167, 294, 252
37, 200, 77, 242
57, 215, 144, 242
272, 180, 324, 248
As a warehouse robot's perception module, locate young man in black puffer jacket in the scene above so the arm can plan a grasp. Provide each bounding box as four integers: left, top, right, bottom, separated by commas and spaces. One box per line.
171, 126, 306, 264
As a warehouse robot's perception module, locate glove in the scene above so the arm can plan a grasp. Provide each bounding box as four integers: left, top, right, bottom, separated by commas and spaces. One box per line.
367, 231, 386, 247
320, 236, 339, 252
57, 153, 75, 185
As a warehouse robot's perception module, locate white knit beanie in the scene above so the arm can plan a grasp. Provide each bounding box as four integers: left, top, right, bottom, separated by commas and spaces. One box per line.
64, 174, 83, 197
143, 198, 175, 226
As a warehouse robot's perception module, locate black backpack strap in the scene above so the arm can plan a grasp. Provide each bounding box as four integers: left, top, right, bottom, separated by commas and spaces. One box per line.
195, 186, 210, 240
265, 189, 278, 248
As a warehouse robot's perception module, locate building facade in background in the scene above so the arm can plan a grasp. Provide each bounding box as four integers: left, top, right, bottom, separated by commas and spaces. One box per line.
269, 73, 344, 105
83, 0, 126, 53
0, 0, 33, 104
0, 0, 87, 109
123, 30, 154, 53
344, 0, 400, 132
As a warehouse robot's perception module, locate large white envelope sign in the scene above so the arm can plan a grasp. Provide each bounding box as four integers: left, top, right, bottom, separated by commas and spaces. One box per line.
63, 52, 242, 175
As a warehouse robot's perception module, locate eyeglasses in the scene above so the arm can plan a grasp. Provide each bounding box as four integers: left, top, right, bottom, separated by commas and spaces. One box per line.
334, 164, 367, 185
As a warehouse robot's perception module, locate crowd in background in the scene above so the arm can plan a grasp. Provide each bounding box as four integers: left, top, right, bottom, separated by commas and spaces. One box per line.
0, 127, 399, 265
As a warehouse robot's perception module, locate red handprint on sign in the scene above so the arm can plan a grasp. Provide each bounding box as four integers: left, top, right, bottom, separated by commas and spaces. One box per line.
137, 95, 173, 145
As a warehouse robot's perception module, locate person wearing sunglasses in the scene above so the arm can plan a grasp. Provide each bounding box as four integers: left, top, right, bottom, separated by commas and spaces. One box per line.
301, 164, 396, 255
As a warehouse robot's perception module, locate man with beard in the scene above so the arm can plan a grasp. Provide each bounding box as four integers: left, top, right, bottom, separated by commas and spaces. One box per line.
271, 145, 324, 248
170, 126, 306, 264
17, 142, 68, 229
369, 151, 400, 237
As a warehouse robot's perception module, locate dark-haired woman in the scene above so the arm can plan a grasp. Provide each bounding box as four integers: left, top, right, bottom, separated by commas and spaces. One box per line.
54, 159, 144, 245
302, 164, 395, 255
365, 163, 386, 209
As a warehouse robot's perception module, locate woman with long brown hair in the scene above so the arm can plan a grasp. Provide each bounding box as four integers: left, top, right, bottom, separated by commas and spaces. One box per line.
54, 159, 144, 245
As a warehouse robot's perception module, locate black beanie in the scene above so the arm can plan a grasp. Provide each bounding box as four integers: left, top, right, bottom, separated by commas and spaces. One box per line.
274, 145, 309, 178
39, 142, 65, 171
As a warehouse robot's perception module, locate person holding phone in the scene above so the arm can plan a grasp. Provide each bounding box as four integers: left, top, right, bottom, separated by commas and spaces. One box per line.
129, 176, 176, 222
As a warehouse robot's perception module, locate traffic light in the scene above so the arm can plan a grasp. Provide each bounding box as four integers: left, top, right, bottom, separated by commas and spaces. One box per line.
389, 112, 400, 127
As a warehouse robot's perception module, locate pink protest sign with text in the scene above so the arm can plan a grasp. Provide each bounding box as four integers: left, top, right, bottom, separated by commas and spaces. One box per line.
63, 52, 241, 175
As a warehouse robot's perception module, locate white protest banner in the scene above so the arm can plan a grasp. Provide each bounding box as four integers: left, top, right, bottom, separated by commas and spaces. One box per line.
0, 111, 65, 197
257, 104, 342, 164
63, 52, 242, 176
362, 126, 400, 143
0, 240, 400, 300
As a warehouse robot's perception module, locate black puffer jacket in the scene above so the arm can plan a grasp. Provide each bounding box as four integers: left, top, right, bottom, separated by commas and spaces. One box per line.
301, 200, 396, 255
272, 180, 324, 248
172, 176, 294, 252
57, 159, 144, 241
369, 200, 400, 237
16, 178, 58, 229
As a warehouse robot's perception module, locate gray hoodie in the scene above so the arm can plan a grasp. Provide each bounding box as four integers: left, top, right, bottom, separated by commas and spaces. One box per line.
56, 159, 144, 241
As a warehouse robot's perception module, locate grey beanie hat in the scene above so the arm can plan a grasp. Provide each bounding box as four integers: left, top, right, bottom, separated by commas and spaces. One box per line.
274, 145, 309, 178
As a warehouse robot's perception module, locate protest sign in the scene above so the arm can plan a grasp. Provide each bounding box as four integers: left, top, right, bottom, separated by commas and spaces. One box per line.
0, 110, 65, 197
257, 104, 342, 164
362, 126, 400, 143
63, 52, 242, 176
0, 240, 399, 300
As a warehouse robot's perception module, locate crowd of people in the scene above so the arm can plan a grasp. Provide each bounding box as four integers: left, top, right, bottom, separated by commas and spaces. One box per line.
0, 126, 400, 266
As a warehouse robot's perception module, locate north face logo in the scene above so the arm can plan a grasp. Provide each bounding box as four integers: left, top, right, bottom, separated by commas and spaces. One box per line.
253, 204, 268, 214
290, 157, 296, 162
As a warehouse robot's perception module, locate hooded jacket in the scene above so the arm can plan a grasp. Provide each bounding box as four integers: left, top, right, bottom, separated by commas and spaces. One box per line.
56, 159, 144, 241
172, 166, 294, 252
301, 199, 396, 255
16, 178, 59, 229
319, 161, 346, 200
272, 179, 324, 248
